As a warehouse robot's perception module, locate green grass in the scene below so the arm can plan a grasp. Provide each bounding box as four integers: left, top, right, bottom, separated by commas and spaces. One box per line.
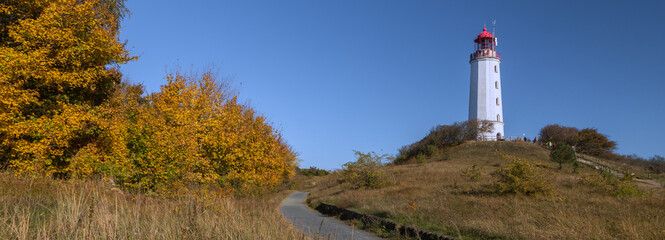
307, 141, 665, 239
0, 172, 305, 239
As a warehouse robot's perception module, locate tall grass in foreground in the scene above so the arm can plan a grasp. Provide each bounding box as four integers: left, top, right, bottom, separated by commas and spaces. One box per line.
0, 172, 305, 239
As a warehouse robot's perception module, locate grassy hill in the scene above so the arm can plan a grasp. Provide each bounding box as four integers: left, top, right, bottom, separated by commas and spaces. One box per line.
306, 141, 665, 239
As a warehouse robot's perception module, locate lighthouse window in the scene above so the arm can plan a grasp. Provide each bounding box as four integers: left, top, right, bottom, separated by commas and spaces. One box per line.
497, 114, 501, 122
496, 98, 500, 106
495, 81, 499, 89
494, 65, 498, 73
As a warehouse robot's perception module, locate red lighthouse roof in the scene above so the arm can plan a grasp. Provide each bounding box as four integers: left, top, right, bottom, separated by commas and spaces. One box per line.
474, 28, 494, 43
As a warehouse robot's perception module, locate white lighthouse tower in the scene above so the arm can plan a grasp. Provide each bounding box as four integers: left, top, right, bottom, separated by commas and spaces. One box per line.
469, 27, 504, 140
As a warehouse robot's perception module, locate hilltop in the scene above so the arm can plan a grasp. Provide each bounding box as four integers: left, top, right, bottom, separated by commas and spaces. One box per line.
303, 141, 665, 239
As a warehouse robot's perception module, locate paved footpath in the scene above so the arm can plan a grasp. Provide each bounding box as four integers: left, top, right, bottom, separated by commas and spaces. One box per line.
279, 192, 382, 240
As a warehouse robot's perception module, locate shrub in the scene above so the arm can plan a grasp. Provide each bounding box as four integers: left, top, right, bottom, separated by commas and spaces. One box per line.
539, 125, 618, 158
493, 159, 551, 195
550, 143, 577, 169
575, 128, 617, 156
462, 165, 482, 181
648, 155, 665, 174
341, 151, 389, 189
299, 167, 330, 176
415, 153, 427, 164
581, 171, 642, 197
461, 119, 495, 141
394, 120, 493, 164
539, 124, 579, 146
614, 182, 641, 197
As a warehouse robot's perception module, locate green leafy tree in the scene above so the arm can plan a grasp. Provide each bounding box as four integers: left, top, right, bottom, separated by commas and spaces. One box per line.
550, 143, 576, 169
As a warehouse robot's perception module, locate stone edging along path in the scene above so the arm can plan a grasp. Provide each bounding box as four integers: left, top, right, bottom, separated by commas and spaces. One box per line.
314, 202, 461, 240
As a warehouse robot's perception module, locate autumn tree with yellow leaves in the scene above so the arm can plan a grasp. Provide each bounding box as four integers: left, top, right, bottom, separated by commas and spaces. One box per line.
103, 72, 298, 194
0, 0, 297, 195
0, 0, 133, 177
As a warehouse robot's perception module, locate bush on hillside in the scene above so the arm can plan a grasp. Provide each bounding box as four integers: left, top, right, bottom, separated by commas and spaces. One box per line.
575, 128, 617, 156
341, 151, 390, 189
395, 120, 493, 164
461, 119, 495, 140
493, 159, 552, 196
462, 164, 483, 181
581, 172, 642, 197
299, 167, 330, 176
649, 155, 665, 173
539, 125, 617, 159
550, 143, 577, 169
539, 124, 579, 146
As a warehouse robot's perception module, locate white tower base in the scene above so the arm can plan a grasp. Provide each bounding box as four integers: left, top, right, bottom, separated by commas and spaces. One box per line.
469, 57, 504, 140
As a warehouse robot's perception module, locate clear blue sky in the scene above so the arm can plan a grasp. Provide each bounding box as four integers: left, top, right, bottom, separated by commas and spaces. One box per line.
119, 0, 665, 170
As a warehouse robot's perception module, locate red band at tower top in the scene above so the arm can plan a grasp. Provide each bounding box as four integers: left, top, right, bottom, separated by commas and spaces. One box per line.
470, 27, 500, 61
474, 28, 494, 43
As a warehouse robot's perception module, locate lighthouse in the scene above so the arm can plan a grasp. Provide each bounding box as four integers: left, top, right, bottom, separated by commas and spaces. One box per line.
469, 27, 504, 140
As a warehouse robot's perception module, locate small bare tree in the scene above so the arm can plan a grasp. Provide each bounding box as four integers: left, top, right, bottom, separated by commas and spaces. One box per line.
462, 119, 494, 140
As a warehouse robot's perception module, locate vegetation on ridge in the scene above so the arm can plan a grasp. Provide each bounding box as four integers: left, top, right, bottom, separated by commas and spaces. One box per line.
395, 119, 493, 164
539, 124, 665, 179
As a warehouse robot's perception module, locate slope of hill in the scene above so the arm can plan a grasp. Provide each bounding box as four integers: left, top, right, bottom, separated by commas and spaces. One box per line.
576, 153, 665, 186
306, 141, 665, 239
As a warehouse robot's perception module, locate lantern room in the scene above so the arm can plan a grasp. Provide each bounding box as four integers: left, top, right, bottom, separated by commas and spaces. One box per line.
470, 28, 501, 61
474, 28, 496, 50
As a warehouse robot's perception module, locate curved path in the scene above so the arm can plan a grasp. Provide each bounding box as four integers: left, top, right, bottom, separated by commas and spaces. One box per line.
279, 192, 382, 240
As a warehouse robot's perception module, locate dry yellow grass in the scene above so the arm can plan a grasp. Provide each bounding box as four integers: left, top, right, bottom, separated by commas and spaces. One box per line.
578, 153, 665, 185
308, 141, 665, 239
0, 172, 305, 239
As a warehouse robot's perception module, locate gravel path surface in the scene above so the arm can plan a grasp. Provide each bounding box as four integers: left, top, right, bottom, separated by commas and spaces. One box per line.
279, 192, 382, 240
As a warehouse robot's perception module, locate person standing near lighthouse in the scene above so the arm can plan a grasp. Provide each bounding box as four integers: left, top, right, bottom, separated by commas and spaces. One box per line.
469, 27, 504, 140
